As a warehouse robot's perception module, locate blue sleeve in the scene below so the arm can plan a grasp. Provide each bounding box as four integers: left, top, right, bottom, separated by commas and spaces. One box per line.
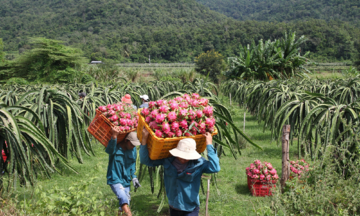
140, 145, 165, 167
202, 145, 221, 173
105, 138, 117, 155
131, 148, 137, 179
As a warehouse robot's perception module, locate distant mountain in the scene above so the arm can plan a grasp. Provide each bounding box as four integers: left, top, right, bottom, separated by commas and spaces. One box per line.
196, 0, 360, 24
0, 0, 359, 62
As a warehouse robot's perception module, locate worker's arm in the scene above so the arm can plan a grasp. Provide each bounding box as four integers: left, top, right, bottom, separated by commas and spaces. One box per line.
105, 127, 120, 155
139, 127, 165, 167
202, 132, 221, 173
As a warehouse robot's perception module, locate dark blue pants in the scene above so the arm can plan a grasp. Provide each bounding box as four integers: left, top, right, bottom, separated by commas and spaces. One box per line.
169, 206, 200, 216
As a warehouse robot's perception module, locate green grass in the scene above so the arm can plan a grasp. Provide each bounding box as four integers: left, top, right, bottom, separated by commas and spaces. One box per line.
5, 99, 299, 216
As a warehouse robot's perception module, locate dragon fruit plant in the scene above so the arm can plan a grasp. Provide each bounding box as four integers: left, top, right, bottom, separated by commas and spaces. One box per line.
140, 93, 215, 138
290, 159, 310, 178
246, 160, 279, 181
98, 102, 139, 133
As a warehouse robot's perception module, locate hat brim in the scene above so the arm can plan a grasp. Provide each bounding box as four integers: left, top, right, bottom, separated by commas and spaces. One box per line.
169, 148, 201, 160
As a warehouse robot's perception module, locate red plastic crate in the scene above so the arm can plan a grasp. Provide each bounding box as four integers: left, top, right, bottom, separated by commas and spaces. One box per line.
247, 176, 277, 197
87, 110, 136, 147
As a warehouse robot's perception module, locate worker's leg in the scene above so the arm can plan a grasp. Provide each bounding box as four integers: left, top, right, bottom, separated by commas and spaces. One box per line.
110, 184, 131, 215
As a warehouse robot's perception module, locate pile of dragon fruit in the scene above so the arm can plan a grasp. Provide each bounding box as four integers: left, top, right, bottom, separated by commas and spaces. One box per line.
246, 160, 279, 181
140, 93, 215, 138
290, 159, 310, 178
98, 103, 139, 132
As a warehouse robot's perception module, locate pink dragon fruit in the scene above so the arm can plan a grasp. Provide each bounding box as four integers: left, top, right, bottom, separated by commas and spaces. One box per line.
260, 174, 265, 180
162, 122, 171, 134
110, 115, 119, 122
190, 99, 199, 107
150, 109, 159, 118
99, 106, 107, 112
167, 111, 177, 122
266, 163, 273, 170
187, 110, 195, 120
174, 97, 183, 102
203, 106, 213, 117
175, 130, 183, 137
191, 93, 200, 99
254, 160, 261, 166
250, 164, 255, 169
156, 100, 164, 107
149, 101, 156, 109
263, 169, 268, 175
119, 112, 126, 118
141, 108, 150, 116
155, 113, 166, 124
273, 174, 279, 180
179, 109, 188, 118
108, 110, 116, 116
199, 122, 206, 130
145, 116, 152, 124
269, 169, 277, 175
199, 129, 206, 134
166, 131, 175, 138
253, 169, 260, 174
171, 122, 180, 132
155, 130, 163, 138
119, 126, 125, 131
124, 126, 130, 131
196, 110, 203, 118
126, 113, 131, 119
106, 104, 114, 110
179, 102, 188, 109
205, 118, 215, 128
170, 102, 179, 110
113, 121, 119, 126
199, 98, 209, 106
119, 119, 127, 126
184, 132, 192, 137
149, 121, 160, 130
159, 105, 169, 113
266, 175, 271, 181
179, 120, 188, 129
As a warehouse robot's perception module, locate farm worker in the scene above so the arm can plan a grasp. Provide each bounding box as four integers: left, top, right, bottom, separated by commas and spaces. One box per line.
78, 92, 86, 99
140, 127, 220, 216
106, 127, 141, 216
139, 95, 150, 108
121, 94, 137, 110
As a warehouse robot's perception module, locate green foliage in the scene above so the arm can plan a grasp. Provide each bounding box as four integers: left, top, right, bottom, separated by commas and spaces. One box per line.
0, 0, 359, 62
222, 77, 360, 161
225, 32, 310, 80
1, 38, 87, 83
19, 177, 111, 215
195, 50, 226, 83
0, 38, 4, 63
196, 0, 360, 25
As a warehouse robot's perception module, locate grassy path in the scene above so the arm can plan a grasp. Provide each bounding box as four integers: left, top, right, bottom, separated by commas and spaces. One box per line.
12, 101, 298, 216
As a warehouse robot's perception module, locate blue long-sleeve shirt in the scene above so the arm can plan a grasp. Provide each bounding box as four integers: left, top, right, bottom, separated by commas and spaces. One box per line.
140, 144, 220, 211
105, 138, 137, 187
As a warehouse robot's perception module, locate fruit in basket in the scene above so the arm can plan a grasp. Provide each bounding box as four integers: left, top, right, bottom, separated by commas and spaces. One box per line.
98, 102, 138, 132
246, 160, 279, 181
140, 93, 215, 138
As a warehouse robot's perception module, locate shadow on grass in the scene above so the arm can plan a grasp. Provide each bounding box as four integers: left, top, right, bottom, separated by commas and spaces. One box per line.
235, 183, 251, 195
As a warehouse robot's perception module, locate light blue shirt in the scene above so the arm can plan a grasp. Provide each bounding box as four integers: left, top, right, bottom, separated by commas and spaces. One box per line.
139, 103, 149, 108
105, 138, 137, 186
140, 145, 220, 211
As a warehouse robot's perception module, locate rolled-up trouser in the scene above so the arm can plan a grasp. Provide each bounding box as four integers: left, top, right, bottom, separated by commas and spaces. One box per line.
110, 183, 131, 211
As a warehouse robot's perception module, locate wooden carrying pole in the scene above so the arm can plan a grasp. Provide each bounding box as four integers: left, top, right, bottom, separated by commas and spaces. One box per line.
281, 125, 290, 193
202, 175, 211, 216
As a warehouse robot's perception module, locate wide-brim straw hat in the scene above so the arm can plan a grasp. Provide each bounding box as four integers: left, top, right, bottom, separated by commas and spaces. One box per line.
169, 138, 201, 160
